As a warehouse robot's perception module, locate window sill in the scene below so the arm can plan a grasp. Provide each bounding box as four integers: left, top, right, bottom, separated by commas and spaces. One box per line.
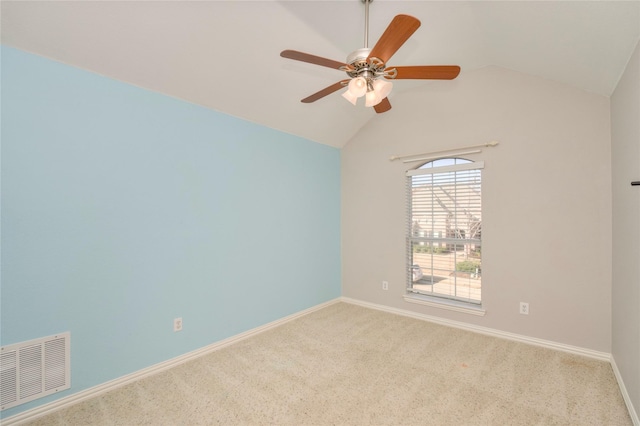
403, 293, 486, 316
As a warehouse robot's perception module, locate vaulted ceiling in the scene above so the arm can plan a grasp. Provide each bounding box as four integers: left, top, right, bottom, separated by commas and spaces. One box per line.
2, 1, 639, 148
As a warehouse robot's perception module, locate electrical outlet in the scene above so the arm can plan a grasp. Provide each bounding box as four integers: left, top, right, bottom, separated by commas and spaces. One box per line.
382, 281, 389, 290
519, 302, 529, 315
173, 317, 183, 332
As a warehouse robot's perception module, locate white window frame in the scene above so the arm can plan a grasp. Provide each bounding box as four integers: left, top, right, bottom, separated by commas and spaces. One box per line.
405, 157, 485, 314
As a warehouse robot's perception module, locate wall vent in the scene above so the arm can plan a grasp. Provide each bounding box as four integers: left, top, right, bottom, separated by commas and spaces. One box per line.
1, 332, 70, 411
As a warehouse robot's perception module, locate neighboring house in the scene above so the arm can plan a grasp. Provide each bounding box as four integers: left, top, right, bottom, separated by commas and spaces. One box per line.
411, 182, 481, 253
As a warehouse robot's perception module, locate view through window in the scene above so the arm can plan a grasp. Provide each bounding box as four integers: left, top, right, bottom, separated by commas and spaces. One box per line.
407, 158, 482, 305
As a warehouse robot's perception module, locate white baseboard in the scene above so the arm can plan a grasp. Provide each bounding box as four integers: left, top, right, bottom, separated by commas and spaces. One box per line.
0, 298, 341, 426
611, 356, 640, 426
4, 297, 631, 425
341, 297, 612, 362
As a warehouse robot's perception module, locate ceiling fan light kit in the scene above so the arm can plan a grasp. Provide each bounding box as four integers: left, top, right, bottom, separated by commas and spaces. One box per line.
342, 78, 363, 105
280, 0, 460, 114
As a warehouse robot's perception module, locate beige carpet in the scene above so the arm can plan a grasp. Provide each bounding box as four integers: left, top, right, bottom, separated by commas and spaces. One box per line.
24, 302, 631, 425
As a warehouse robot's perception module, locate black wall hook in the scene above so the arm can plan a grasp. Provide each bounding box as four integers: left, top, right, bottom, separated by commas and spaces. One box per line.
632, 181, 640, 186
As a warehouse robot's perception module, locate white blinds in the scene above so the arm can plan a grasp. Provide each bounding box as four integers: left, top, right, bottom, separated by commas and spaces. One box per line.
407, 159, 483, 304
409, 162, 483, 243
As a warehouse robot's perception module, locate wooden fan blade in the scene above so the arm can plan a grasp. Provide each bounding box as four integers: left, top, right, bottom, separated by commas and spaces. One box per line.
281, 50, 347, 70
374, 97, 392, 113
301, 80, 349, 103
367, 15, 421, 64
388, 65, 461, 80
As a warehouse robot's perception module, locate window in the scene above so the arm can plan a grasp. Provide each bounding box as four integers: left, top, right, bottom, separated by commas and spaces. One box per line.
406, 157, 483, 305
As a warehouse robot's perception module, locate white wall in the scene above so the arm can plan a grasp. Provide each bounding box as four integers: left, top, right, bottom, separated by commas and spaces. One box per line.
342, 66, 612, 352
611, 39, 640, 417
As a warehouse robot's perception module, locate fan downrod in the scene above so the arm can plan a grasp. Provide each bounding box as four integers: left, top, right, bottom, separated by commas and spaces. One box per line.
341, 0, 395, 83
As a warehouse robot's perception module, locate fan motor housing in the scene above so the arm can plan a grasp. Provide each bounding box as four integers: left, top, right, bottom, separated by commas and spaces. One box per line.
344, 48, 386, 79
346, 48, 371, 65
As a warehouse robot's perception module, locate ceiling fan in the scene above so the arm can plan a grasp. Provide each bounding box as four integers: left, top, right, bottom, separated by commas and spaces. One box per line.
280, 0, 460, 113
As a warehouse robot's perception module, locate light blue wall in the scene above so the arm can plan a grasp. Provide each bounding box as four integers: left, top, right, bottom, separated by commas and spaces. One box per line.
0, 46, 341, 417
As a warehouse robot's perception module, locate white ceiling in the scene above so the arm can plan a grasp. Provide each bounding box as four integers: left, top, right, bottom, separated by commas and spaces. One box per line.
2, 1, 639, 148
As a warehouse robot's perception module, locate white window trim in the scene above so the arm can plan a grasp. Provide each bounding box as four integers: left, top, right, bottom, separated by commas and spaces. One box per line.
406, 158, 484, 309
403, 293, 486, 316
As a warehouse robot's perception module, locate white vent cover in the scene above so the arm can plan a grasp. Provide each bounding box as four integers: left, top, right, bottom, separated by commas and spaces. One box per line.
1, 332, 70, 411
